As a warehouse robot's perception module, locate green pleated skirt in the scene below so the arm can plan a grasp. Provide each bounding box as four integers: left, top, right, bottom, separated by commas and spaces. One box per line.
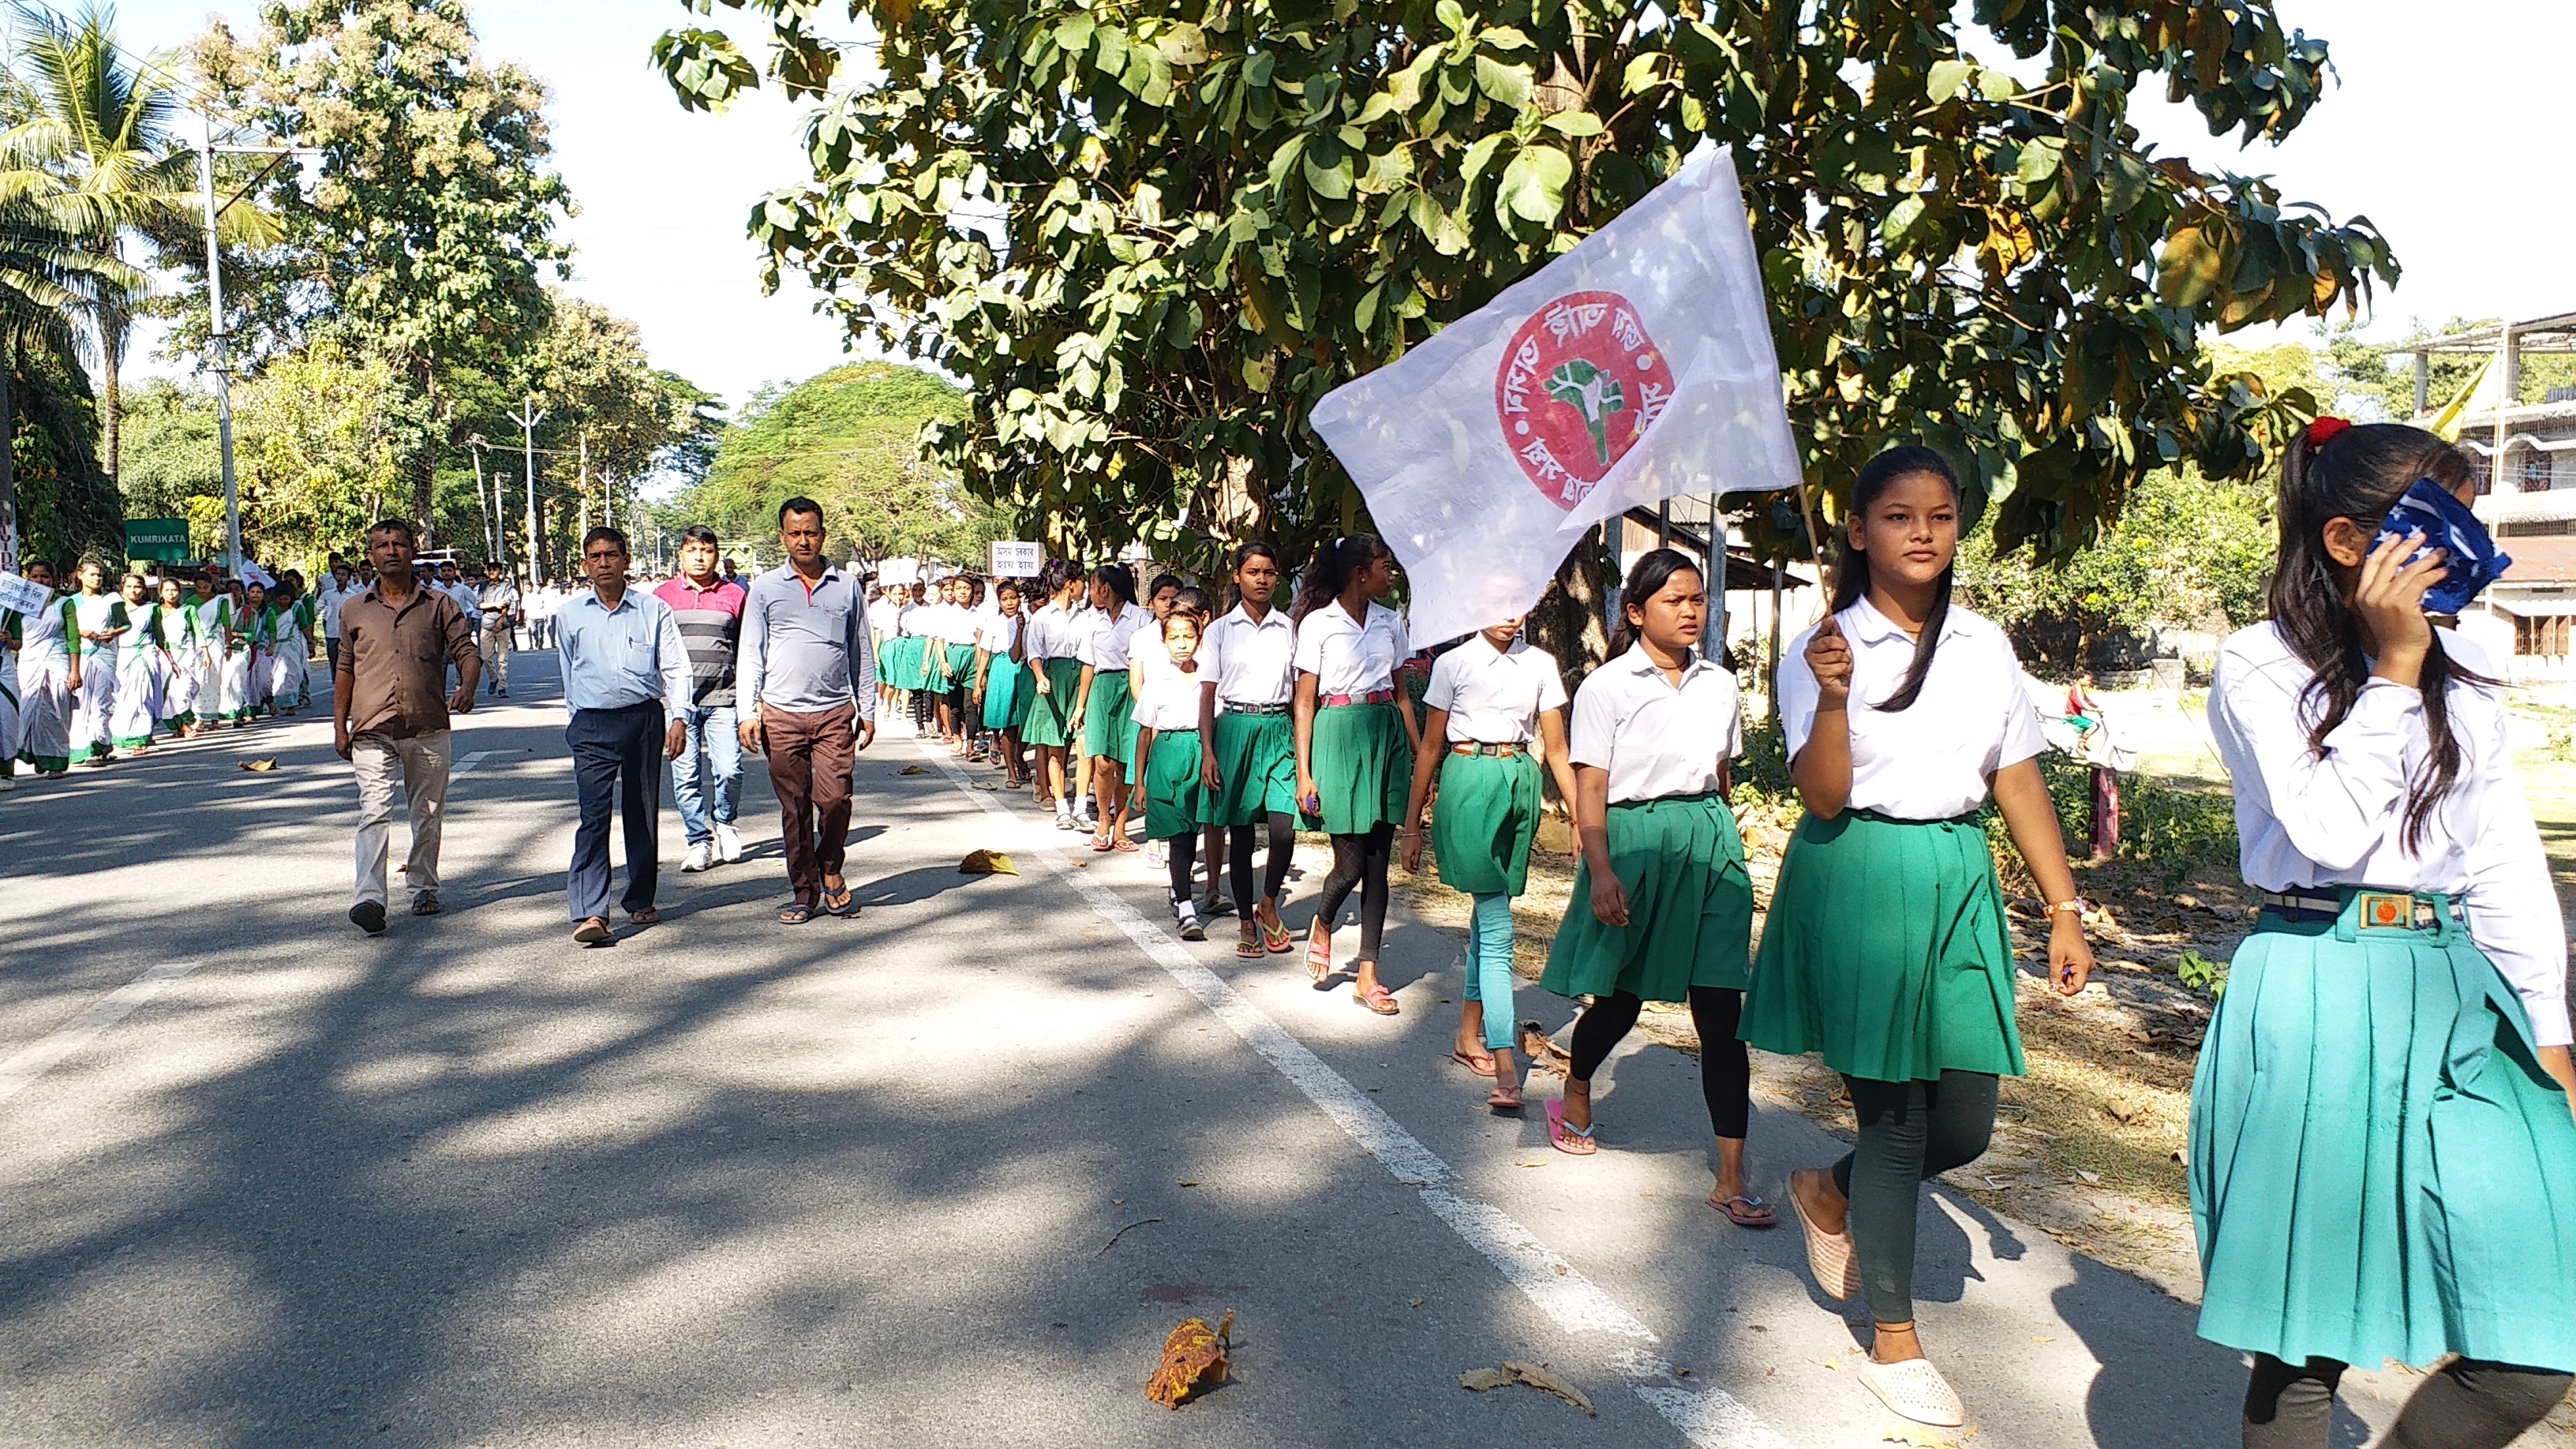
2190, 893, 2576, 1372
1541, 794, 1752, 1001
942, 642, 976, 688
1081, 669, 1136, 766
982, 657, 1032, 730
1430, 750, 1542, 897
1303, 702, 1408, 835
1023, 657, 1082, 747
1211, 710, 1296, 824
1740, 811, 2023, 1080
1144, 727, 1210, 841
888, 635, 930, 691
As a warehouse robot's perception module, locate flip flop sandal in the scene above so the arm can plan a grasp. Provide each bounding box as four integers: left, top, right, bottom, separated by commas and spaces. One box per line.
1305, 932, 1333, 984
1450, 1049, 1496, 1073
1545, 1099, 1597, 1156
1355, 983, 1400, 1015
1109, 835, 1140, 853
1260, 917, 1294, 954
777, 903, 816, 925
822, 884, 857, 915
1792, 1184, 1863, 1301
1486, 1084, 1526, 1111
1090, 833, 1114, 852
572, 918, 612, 945
1856, 1357, 1966, 1428
1235, 925, 1266, 960
1713, 1194, 1778, 1229
628, 908, 660, 926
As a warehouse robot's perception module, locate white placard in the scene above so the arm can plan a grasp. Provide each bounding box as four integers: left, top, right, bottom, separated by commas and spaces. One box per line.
988, 541, 1043, 578
0, 570, 53, 616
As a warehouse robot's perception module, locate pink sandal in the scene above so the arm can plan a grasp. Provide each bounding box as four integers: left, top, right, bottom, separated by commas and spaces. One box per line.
1304, 931, 1332, 984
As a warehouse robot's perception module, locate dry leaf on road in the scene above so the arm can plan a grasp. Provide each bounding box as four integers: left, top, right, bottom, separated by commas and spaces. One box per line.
897, 765, 927, 775
1457, 1361, 1594, 1416
239, 758, 277, 772
958, 849, 1017, 875
1145, 1310, 1232, 1408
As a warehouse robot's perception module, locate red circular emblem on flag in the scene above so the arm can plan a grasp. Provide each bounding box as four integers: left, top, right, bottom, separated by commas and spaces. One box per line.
1494, 290, 1669, 511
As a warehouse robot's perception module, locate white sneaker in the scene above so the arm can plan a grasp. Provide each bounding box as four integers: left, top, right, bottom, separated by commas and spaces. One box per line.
681, 842, 713, 873
714, 822, 742, 863
1174, 900, 1205, 942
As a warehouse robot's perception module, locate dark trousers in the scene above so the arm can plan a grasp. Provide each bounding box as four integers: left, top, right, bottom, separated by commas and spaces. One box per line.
762, 702, 856, 908
567, 702, 665, 921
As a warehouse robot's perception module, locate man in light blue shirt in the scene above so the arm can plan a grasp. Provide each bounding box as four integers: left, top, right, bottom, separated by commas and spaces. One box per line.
556, 526, 692, 945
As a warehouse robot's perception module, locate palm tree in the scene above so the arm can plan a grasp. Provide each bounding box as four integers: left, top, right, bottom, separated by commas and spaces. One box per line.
0, 2, 208, 496
0, 190, 130, 570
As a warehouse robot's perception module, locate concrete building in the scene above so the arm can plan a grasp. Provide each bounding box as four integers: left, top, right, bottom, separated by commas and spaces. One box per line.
2402, 312, 2576, 677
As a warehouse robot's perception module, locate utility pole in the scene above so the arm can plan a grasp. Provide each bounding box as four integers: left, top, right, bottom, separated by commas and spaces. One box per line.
508, 395, 547, 586
197, 118, 315, 575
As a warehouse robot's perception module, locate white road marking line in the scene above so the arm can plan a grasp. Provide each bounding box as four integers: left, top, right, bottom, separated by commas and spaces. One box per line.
0, 960, 204, 1106
451, 751, 493, 779
908, 743, 1793, 1448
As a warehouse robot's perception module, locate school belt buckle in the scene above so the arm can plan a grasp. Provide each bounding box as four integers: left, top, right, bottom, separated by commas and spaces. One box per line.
1451, 742, 1524, 758
1221, 702, 1290, 717
1320, 690, 1396, 707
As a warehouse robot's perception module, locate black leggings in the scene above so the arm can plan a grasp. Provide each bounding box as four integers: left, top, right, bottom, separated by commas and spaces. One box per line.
1566, 988, 1751, 1139
1314, 822, 1395, 959
910, 688, 935, 730
1166, 829, 1197, 904
2244, 1354, 2571, 1449
1829, 1072, 1998, 1325
1230, 812, 1294, 918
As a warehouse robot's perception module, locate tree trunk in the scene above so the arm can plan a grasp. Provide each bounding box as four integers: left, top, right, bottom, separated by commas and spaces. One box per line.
0, 346, 14, 575
413, 355, 438, 539
1524, 522, 1616, 713
98, 300, 123, 500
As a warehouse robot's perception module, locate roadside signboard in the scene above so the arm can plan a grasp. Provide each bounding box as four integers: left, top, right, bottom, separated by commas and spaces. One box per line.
988, 541, 1043, 578
123, 518, 190, 563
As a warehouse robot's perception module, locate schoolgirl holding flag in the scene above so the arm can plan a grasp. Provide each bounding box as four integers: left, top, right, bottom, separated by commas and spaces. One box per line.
1291, 534, 1420, 1015
1401, 612, 1578, 1110
1741, 446, 2092, 1430
1200, 544, 1300, 959
2193, 419, 2576, 1449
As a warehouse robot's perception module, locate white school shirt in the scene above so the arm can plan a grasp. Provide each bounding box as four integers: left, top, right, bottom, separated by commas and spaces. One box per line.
2208, 622, 2570, 1046
1200, 603, 1296, 707
1024, 601, 1074, 660
1293, 599, 1408, 698
317, 578, 361, 638
1130, 641, 1210, 732
868, 597, 904, 640
1779, 597, 2046, 820
1422, 635, 1566, 744
1568, 647, 1742, 803
1082, 602, 1148, 672
977, 608, 1020, 655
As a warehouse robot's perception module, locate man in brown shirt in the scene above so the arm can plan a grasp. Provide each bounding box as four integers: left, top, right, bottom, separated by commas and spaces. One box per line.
333, 518, 481, 935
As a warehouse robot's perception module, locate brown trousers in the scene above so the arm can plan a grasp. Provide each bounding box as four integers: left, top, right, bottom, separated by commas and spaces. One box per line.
761, 702, 856, 907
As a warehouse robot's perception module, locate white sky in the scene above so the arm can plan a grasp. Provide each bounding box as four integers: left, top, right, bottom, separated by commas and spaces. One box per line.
99, 0, 2576, 412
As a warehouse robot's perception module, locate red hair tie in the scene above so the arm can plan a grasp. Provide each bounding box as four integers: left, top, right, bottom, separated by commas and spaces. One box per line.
2305, 416, 2353, 449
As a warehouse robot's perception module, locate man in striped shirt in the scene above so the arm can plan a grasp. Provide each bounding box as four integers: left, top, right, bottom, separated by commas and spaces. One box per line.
653, 525, 748, 874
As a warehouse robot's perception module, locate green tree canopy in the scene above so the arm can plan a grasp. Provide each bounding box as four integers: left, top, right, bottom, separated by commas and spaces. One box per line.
670, 361, 999, 566
658, 0, 2383, 587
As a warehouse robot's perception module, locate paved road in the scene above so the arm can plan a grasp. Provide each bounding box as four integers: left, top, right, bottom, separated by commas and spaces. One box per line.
0, 650, 2453, 1447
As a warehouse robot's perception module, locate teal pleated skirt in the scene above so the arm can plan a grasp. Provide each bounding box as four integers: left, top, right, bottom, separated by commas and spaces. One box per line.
1081, 669, 1136, 766
888, 635, 930, 691
1303, 701, 1408, 835
982, 657, 1032, 730
1430, 749, 1542, 897
1211, 710, 1296, 824
1739, 811, 2023, 1081
942, 642, 976, 687
1144, 726, 1210, 841
1023, 657, 1082, 748
1541, 794, 1752, 1002
2190, 891, 2576, 1372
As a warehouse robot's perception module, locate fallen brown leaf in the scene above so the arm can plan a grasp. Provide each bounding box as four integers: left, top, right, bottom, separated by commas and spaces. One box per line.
1144, 1310, 1232, 1409
898, 765, 927, 775
958, 849, 1017, 875
1457, 1361, 1593, 1416
239, 758, 277, 772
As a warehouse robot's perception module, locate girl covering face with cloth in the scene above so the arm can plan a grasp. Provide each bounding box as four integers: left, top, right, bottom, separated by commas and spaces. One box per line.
1400, 612, 1578, 1113
1290, 534, 1421, 1015
1739, 445, 2094, 1430
2194, 418, 2576, 1449
1536, 550, 1766, 1227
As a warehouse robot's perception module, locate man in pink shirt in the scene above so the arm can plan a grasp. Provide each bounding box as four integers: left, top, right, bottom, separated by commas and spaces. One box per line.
654, 526, 749, 873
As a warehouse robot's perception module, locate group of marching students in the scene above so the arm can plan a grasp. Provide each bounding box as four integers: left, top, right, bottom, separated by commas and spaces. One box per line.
2, 558, 321, 780
872, 422, 2576, 1445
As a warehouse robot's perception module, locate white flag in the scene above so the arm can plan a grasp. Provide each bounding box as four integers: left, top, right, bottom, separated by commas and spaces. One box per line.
1309, 144, 1799, 646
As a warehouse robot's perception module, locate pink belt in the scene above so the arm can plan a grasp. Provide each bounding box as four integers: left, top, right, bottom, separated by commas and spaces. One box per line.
1320, 689, 1396, 707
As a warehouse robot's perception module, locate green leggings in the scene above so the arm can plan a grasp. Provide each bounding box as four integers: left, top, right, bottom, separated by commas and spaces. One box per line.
1831, 1071, 1998, 1324
1459, 892, 1515, 1051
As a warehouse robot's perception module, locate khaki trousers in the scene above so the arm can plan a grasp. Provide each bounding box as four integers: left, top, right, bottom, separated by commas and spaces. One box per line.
353, 728, 450, 907
480, 622, 512, 690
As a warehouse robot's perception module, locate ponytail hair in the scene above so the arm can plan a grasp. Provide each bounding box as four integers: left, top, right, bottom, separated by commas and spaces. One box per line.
1290, 534, 1390, 625
1829, 444, 1961, 713
2271, 420, 2485, 850
1607, 548, 1704, 661
1090, 562, 1138, 608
